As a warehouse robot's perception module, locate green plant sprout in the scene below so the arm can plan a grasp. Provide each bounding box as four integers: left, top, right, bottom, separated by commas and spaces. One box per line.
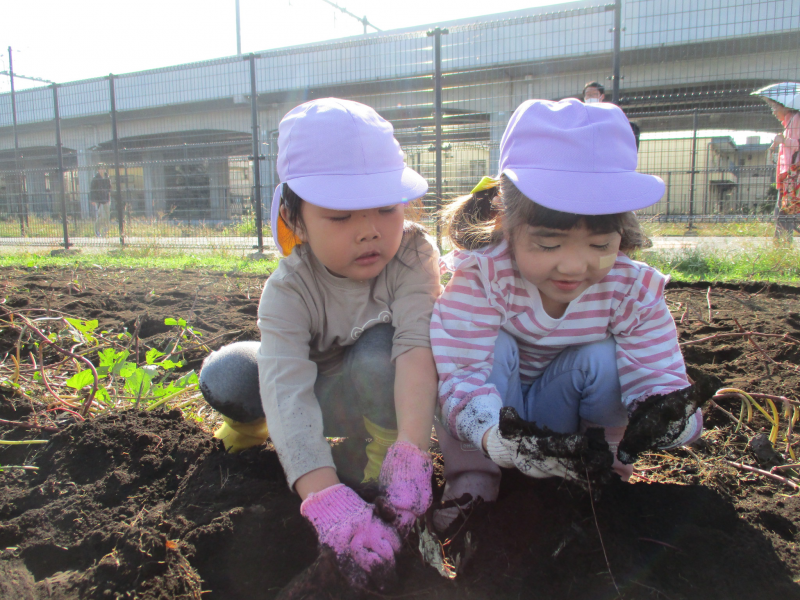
65, 318, 200, 409
0, 311, 203, 420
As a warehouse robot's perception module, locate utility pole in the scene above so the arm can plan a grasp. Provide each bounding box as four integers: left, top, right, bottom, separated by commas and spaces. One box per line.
319, 0, 381, 33
611, 0, 621, 105
1, 48, 56, 234
6, 48, 19, 153
6, 47, 23, 234
235, 0, 242, 55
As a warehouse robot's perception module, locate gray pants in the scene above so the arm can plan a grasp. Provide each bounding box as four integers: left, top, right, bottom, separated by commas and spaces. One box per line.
198, 323, 398, 437
94, 202, 110, 236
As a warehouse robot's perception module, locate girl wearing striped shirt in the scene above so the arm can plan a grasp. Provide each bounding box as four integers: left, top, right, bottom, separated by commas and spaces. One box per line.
431, 99, 703, 528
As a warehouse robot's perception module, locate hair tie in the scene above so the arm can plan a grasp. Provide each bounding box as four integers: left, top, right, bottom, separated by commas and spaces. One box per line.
470, 176, 500, 194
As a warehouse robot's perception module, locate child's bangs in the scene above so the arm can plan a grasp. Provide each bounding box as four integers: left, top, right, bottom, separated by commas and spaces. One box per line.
516, 197, 625, 235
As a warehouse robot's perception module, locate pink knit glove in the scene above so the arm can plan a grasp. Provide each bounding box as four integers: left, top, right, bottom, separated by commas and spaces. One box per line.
377, 441, 433, 538
300, 484, 401, 590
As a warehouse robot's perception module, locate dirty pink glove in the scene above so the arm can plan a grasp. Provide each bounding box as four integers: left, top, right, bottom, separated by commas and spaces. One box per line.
377, 441, 433, 538
300, 483, 401, 590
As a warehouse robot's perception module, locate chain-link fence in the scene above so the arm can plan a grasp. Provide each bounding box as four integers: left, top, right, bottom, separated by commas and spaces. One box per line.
1, 0, 798, 250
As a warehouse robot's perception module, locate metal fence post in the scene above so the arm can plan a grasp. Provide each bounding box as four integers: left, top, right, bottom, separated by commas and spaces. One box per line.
428, 27, 448, 250
52, 83, 70, 250
687, 108, 698, 232
248, 54, 264, 253
109, 74, 125, 245
611, 0, 621, 105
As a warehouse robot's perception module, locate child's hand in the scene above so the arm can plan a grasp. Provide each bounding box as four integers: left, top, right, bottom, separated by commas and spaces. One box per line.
376, 441, 433, 538
484, 407, 614, 485
300, 484, 401, 591
617, 387, 705, 465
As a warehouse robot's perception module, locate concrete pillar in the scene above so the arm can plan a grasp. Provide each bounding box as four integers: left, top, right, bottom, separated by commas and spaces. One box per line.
143, 154, 165, 220
25, 168, 48, 216
208, 158, 229, 220
489, 110, 509, 173
76, 149, 94, 218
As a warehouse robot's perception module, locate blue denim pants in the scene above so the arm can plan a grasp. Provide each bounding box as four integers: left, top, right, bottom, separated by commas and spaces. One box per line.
198, 323, 398, 437
434, 331, 630, 517
488, 330, 628, 433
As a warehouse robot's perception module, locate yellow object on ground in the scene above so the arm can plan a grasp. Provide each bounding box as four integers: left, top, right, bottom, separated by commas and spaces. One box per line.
213, 416, 269, 453
363, 417, 398, 481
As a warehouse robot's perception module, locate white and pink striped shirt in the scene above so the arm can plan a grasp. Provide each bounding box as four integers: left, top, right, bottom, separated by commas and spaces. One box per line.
432, 240, 690, 448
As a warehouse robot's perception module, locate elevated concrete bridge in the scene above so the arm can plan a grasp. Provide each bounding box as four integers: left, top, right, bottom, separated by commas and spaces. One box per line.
0, 0, 797, 220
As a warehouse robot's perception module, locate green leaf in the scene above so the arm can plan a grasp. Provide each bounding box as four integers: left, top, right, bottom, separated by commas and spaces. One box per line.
98, 348, 129, 368
164, 318, 178, 326
65, 318, 99, 334
178, 318, 187, 327
94, 388, 112, 405
149, 383, 171, 398
176, 370, 199, 387
116, 361, 137, 378
159, 359, 183, 371
66, 369, 96, 390
164, 341, 182, 355
146, 348, 165, 365
124, 365, 158, 398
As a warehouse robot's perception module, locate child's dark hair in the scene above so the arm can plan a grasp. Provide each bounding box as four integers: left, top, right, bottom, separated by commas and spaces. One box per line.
279, 182, 427, 240
583, 81, 605, 95
444, 175, 649, 254
280, 183, 305, 233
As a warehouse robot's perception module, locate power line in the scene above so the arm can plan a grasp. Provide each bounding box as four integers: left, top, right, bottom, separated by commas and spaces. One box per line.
319, 0, 381, 34
0, 70, 53, 84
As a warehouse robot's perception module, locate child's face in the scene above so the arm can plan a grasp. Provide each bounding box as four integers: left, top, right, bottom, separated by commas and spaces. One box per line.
511, 224, 621, 318
289, 201, 405, 280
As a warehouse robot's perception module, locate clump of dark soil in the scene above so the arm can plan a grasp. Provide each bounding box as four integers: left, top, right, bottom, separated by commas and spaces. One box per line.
1, 268, 800, 599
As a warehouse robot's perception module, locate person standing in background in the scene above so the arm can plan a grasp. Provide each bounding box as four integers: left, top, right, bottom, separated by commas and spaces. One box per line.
90, 170, 112, 237
583, 81, 605, 103
752, 83, 800, 238
582, 81, 640, 148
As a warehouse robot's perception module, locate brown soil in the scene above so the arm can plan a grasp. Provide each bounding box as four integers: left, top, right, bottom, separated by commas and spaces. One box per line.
1, 267, 800, 600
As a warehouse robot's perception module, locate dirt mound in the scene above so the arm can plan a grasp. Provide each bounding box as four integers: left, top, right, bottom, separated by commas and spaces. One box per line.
1, 268, 799, 599
2, 409, 798, 599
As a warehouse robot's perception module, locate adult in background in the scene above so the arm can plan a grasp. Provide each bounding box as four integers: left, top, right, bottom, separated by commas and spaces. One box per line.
582, 81, 640, 148
583, 81, 606, 104
90, 170, 112, 237
752, 82, 800, 238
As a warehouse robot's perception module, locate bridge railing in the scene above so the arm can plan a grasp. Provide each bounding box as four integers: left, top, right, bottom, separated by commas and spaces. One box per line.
0, 0, 798, 250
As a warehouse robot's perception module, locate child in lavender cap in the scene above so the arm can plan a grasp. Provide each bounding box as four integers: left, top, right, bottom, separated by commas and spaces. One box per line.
198, 98, 439, 590
431, 99, 704, 529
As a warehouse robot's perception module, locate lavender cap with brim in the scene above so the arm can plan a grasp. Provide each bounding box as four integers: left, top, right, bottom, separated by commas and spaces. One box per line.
499, 98, 664, 215
270, 98, 428, 253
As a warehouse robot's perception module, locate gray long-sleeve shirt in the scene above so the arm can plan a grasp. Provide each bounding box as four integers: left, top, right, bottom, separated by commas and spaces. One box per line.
257, 227, 440, 488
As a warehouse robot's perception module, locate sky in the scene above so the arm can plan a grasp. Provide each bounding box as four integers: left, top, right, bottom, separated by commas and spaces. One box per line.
0, 0, 578, 92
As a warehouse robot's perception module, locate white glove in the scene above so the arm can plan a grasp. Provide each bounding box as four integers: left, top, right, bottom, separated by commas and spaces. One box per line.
484, 424, 579, 479
618, 387, 706, 464
482, 407, 613, 485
